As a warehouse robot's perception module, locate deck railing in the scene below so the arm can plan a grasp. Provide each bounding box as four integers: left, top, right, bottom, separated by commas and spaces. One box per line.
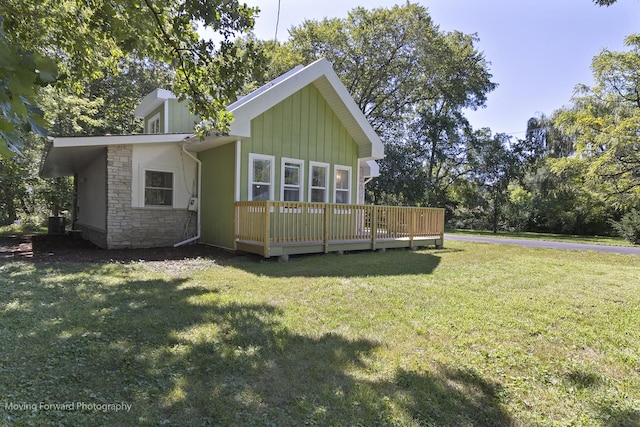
235, 201, 445, 257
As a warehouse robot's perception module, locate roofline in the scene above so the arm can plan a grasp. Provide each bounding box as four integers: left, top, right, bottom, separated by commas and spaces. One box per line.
53, 133, 194, 147
225, 58, 384, 160
134, 88, 176, 118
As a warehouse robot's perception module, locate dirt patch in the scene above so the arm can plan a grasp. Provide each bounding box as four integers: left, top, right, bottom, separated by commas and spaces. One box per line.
0, 233, 253, 264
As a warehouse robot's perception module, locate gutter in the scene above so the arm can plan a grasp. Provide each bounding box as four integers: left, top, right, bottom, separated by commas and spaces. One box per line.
174, 143, 202, 247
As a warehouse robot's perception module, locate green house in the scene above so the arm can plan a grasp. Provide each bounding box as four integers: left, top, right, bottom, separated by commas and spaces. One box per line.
41, 59, 444, 256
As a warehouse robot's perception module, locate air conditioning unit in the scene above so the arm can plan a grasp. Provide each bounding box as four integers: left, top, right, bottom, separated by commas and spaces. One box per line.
188, 197, 198, 211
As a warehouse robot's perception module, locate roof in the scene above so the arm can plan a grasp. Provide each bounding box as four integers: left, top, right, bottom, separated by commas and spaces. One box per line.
40, 133, 193, 177
134, 88, 176, 118
41, 59, 384, 177
187, 58, 385, 160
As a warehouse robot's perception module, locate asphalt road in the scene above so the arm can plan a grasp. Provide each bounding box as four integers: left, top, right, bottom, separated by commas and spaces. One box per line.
444, 233, 640, 256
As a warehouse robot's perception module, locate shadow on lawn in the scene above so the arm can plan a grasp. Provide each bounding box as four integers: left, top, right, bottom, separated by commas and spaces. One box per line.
1, 261, 510, 426
234, 248, 457, 278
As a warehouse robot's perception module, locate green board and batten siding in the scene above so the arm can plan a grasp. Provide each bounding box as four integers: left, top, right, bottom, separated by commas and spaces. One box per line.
240, 83, 359, 203
143, 100, 200, 134
168, 99, 200, 133
199, 143, 236, 249
199, 83, 362, 250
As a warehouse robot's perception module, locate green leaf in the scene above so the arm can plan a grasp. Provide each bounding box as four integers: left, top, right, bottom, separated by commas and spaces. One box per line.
34, 54, 58, 83
0, 141, 14, 159
26, 116, 49, 137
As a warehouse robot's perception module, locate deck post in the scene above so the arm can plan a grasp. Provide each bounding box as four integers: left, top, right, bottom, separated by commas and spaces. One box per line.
263, 201, 271, 258
371, 206, 378, 251
409, 208, 415, 247
437, 209, 444, 249
323, 204, 330, 253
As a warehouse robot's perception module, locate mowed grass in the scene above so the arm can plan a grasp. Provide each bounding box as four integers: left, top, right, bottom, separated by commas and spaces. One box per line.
1, 241, 639, 426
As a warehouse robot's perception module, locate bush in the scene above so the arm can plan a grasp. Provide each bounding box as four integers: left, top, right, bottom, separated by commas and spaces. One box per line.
611, 209, 640, 245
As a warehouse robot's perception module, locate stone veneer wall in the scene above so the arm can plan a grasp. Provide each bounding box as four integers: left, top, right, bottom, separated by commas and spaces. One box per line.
106, 145, 197, 249
78, 223, 108, 249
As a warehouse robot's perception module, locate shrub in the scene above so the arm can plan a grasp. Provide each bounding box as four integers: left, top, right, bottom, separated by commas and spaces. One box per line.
611, 209, 640, 245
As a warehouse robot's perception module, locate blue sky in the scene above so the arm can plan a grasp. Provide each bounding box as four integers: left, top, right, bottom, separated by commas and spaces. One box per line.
240, 0, 640, 137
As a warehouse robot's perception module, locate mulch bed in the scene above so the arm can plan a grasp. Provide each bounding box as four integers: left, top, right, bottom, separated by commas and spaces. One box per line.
0, 233, 247, 263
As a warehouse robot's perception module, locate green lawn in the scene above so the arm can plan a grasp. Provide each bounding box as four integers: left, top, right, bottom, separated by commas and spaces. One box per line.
1, 242, 639, 426
447, 228, 632, 247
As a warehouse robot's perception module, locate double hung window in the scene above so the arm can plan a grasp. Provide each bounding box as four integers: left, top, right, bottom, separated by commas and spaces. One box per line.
309, 162, 329, 203
281, 158, 304, 202
144, 170, 173, 206
249, 154, 275, 201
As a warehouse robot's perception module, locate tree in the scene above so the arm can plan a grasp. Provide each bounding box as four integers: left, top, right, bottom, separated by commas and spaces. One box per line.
467, 130, 524, 233
0, 55, 177, 222
553, 34, 640, 207
0, 0, 262, 158
265, 4, 496, 206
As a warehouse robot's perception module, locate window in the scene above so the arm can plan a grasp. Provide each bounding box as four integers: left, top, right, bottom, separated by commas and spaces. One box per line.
148, 113, 161, 134
309, 161, 329, 203
145, 170, 173, 206
249, 154, 275, 201
281, 158, 304, 202
334, 165, 352, 204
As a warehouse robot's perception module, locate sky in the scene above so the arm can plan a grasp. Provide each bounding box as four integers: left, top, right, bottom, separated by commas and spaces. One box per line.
237, 0, 640, 137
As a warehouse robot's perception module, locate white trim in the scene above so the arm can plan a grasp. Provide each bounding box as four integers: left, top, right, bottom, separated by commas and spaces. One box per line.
280, 157, 304, 202
248, 153, 275, 201
148, 113, 161, 134
309, 161, 329, 203
53, 133, 193, 148
163, 100, 169, 133
142, 168, 176, 207
333, 164, 352, 204
356, 164, 362, 205
134, 88, 176, 118
235, 140, 241, 202
226, 58, 384, 160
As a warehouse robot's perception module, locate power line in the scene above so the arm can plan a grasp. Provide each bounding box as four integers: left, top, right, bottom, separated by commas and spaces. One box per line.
274, 0, 281, 42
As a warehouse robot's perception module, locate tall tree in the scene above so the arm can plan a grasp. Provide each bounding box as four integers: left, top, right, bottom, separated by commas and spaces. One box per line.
0, 0, 261, 157
467, 130, 525, 233
265, 4, 496, 205
554, 34, 640, 207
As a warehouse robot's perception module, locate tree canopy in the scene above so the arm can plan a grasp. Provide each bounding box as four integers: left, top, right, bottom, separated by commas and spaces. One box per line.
0, 0, 263, 157
264, 3, 496, 206
553, 34, 640, 206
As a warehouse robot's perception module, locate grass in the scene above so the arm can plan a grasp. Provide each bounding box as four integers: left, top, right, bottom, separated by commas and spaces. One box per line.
446, 228, 632, 247
1, 242, 639, 426
0, 223, 47, 236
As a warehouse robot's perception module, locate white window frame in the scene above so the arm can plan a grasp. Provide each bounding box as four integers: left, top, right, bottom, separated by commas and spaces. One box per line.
249, 153, 275, 201
334, 165, 352, 204
148, 113, 161, 134
143, 169, 174, 207
281, 158, 304, 202
309, 161, 329, 203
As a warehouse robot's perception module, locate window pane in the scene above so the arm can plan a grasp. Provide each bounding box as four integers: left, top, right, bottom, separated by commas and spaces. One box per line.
312, 166, 326, 187
311, 188, 325, 203
336, 169, 349, 190
252, 184, 270, 200
145, 189, 172, 206
284, 163, 300, 185
146, 171, 172, 188
283, 188, 300, 201
253, 159, 271, 183
335, 190, 349, 204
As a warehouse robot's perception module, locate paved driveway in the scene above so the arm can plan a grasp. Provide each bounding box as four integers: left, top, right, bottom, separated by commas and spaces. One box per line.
445, 233, 640, 256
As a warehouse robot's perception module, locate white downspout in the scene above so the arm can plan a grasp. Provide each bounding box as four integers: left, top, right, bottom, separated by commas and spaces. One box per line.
174, 144, 202, 247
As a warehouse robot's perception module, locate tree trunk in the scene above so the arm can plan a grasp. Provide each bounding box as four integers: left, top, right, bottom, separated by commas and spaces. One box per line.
492, 192, 499, 234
